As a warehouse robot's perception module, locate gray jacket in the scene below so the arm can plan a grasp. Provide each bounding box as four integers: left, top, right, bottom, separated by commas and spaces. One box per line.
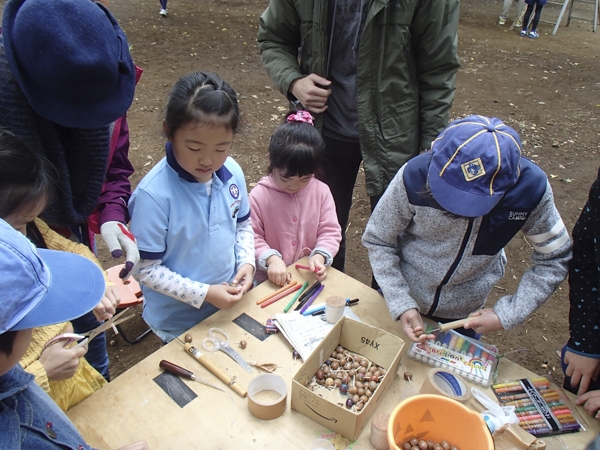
363, 156, 572, 329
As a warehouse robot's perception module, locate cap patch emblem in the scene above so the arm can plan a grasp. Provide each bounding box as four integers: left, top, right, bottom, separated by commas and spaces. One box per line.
461, 158, 486, 181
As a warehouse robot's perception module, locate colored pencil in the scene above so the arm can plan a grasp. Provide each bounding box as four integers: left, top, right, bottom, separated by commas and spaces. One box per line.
283, 281, 308, 313
295, 264, 319, 273
299, 284, 325, 314
294, 281, 321, 311
260, 283, 302, 308
256, 280, 298, 305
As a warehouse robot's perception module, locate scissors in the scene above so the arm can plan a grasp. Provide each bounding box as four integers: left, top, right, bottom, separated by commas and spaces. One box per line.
202, 327, 252, 373
43, 308, 136, 350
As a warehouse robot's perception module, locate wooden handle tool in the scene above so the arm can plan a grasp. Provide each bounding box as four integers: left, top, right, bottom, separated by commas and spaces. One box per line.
183, 342, 248, 397
430, 317, 473, 333
159, 360, 226, 392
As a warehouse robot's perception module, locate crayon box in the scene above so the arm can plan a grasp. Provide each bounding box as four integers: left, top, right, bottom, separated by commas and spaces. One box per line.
407, 329, 498, 387
492, 377, 585, 437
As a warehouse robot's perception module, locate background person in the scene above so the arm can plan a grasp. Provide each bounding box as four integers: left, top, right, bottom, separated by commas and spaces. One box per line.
257, 0, 460, 274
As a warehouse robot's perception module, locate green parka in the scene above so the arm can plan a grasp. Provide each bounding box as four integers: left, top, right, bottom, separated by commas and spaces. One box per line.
258, 0, 460, 197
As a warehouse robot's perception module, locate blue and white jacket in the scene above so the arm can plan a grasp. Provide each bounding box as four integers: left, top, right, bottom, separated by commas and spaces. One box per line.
363, 153, 572, 330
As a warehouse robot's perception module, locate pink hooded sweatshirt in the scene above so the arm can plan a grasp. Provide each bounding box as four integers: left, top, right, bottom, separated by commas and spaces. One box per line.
249, 175, 342, 284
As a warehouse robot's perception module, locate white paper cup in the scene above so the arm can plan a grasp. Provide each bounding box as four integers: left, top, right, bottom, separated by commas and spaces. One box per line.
325, 296, 346, 324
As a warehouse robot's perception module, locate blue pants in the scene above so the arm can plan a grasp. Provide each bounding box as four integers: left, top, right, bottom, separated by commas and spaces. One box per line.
72, 311, 110, 381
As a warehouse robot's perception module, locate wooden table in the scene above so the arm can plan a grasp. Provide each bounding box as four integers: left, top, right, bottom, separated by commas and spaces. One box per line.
68, 260, 599, 449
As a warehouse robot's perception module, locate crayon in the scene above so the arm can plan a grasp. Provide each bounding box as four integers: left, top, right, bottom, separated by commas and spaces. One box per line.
455, 336, 465, 353
551, 409, 572, 416
525, 426, 552, 435
517, 413, 544, 421
461, 339, 471, 354
260, 282, 302, 308
519, 418, 547, 426
449, 334, 458, 350
283, 281, 308, 313
503, 399, 535, 407
498, 393, 531, 401
521, 422, 551, 430
435, 332, 445, 346
494, 381, 522, 389
467, 343, 476, 357
515, 405, 538, 413
442, 332, 452, 348
299, 284, 325, 314
495, 385, 526, 394
474, 346, 483, 358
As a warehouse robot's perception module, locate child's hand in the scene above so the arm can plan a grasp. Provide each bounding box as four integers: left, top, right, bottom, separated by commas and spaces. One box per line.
232, 263, 254, 294
266, 255, 291, 287
40, 328, 88, 382
577, 390, 600, 419
462, 308, 504, 334
205, 284, 244, 309
400, 308, 435, 345
565, 350, 600, 395
308, 254, 327, 281
92, 285, 121, 321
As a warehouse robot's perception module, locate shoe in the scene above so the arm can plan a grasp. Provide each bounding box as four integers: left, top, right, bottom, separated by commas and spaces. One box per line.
515, 19, 523, 27
529, 30, 539, 38
520, 29, 528, 36
159, 8, 168, 16
498, 18, 507, 25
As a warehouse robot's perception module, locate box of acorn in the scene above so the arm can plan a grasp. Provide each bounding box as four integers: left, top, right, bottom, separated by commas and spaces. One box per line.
291, 317, 405, 441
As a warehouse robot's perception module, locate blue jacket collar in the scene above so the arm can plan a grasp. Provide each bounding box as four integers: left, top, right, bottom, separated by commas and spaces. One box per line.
0, 365, 33, 400
165, 141, 232, 183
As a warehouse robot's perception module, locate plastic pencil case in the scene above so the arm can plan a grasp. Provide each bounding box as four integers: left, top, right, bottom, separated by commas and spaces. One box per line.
407, 328, 499, 387
492, 377, 585, 436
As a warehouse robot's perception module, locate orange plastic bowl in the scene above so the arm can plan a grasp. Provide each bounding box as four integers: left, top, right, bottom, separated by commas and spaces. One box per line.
387, 394, 494, 450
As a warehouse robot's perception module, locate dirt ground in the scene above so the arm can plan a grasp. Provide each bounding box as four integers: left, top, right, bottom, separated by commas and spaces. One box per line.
93, 0, 600, 384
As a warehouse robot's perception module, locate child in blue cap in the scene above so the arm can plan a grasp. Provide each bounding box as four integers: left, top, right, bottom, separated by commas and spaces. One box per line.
363, 115, 572, 343
0, 219, 148, 449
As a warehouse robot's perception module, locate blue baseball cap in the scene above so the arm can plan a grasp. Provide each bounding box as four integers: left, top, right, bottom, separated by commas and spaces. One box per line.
2, 0, 135, 129
428, 115, 522, 217
0, 219, 105, 334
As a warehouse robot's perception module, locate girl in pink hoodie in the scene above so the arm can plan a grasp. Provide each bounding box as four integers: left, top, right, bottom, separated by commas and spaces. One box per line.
249, 111, 342, 286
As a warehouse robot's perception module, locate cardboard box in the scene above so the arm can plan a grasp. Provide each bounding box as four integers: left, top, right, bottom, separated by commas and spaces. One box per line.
291, 317, 404, 441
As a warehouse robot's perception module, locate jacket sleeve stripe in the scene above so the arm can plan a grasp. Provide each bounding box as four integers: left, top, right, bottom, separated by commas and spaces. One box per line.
532, 231, 570, 254
527, 218, 565, 243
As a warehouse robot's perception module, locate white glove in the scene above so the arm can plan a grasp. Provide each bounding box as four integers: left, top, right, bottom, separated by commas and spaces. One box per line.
100, 221, 140, 279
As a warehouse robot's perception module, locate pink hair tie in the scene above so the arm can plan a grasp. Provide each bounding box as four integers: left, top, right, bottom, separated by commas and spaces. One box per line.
287, 110, 315, 126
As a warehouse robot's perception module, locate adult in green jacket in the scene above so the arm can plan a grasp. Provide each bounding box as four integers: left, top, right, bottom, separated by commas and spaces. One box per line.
258, 0, 460, 273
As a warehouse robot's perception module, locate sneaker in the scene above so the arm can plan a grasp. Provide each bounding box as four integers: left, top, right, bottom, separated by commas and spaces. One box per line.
529, 30, 539, 38
515, 19, 523, 27
520, 29, 528, 36
498, 18, 507, 25
159, 8, 168, 16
